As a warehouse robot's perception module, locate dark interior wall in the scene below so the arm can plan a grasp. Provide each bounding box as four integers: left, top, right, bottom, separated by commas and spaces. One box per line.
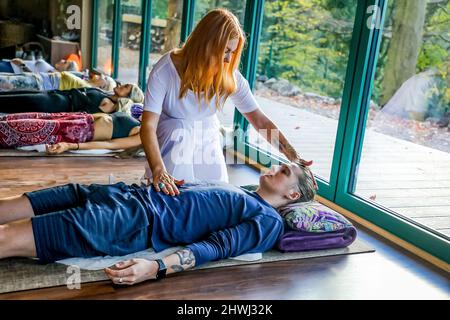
0, 0, 82, 37
0, 0, 50, 25
0, 0, 88, 64
49, 0, 83, 37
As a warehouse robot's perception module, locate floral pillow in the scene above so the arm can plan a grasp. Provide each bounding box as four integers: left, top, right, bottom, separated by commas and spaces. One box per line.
241, 184, 353, 233
278, 201, 353, 232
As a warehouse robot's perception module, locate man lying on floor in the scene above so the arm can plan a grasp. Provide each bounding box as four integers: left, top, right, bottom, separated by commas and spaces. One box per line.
0, 162, 316, 285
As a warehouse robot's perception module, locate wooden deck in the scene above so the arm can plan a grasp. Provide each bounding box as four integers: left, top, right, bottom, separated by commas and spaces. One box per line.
218, 96, 450, 238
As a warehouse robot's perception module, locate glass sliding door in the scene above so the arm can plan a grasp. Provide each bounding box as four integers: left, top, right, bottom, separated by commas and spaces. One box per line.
146, 0, 184, 79
248, 0, 357, 182
350, 0, 450, 239
95, 0, 115, 75
194, 0, 246, 26
92, 0, 184, 86
117, 0, 143, 84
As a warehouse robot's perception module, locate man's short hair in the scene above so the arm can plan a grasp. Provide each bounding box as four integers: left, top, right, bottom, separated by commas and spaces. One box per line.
292, 162, 317, 203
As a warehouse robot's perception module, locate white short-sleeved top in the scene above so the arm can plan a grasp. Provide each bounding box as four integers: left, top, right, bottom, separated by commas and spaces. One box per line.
143, 51, 259, 120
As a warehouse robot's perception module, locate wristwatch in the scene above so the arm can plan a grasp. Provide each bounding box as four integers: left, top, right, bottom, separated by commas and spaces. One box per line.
155, 259, 167, 280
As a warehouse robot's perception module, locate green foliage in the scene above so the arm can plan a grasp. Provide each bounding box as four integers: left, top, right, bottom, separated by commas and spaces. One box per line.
257, 0, 449, 115
418, 1, 449, 74
419, 0, 449, 116
428, 60, 450, 117
152, 0, 169, 19
257, 0, 356, 98
193, 0, 246, 26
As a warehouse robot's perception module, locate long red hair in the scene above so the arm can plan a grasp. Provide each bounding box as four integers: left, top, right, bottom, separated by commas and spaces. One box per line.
172, 8, 246, 110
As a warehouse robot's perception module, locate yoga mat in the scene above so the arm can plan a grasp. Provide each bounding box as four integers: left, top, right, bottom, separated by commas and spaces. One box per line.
0, 149, 117, 157
0, 238, 374, 294
0, 149, 145, 158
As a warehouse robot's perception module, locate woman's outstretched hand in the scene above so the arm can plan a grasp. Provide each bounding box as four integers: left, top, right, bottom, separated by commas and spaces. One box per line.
282, 143, 313, 167
297, 157, 313, 167
152, 168, 184, 196
46, 143, 71, 154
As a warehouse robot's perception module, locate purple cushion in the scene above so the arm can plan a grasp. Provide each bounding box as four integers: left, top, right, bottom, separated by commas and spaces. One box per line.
278, 201, 354, 233
276, 227, 357, 252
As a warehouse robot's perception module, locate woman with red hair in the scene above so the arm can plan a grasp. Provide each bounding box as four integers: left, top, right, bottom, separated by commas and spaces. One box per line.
141, 8, 312, 196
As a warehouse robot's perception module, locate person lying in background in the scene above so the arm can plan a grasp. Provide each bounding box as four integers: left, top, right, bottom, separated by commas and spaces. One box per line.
0, 161, 317, 285
0, 111, 141, 153
0, 58, 78, 74
0, 71, 116, 92
0, 83, 144, 114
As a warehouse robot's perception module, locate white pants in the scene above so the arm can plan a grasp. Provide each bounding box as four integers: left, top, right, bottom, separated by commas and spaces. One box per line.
144, 115, 229, 183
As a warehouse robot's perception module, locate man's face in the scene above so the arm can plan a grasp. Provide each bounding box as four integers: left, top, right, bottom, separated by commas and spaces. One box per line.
55, 59, 70, 71
259, 163, 303, 198
114, 84, 132, 97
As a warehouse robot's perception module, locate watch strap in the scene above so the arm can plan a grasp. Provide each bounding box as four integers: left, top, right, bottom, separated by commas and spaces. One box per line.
155, 259, 167, 280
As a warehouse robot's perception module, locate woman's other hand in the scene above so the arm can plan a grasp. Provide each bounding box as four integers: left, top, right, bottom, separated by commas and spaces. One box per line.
11, 58, 24, 66
152, 168, 184, 196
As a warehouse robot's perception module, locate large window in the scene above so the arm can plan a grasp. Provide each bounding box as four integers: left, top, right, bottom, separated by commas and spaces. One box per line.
194, 0, 247, 129
92, 0, 183, 86
146, 0, 184, 80
249, 0, 357, 181
352, 0, 450, 239
95, 0, 114, 75
118, 0, 142, 84
194, 0, 246, 26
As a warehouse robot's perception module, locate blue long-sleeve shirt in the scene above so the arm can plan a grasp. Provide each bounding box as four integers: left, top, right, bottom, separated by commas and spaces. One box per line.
133, 182, 284, 266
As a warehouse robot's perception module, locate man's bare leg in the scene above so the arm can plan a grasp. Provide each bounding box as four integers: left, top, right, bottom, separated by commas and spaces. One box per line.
0, 195, 34, 224
0, 219, 36, 259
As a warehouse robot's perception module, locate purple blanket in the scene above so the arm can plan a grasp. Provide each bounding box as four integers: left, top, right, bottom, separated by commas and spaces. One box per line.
276, 226, 357, 252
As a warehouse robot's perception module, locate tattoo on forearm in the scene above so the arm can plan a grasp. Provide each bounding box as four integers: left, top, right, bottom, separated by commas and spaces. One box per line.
169, 249, 196, 273
171, 265, 184, 272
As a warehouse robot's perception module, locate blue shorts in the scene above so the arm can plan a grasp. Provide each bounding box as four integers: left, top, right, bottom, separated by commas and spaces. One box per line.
26, 182, 152, 263
0, 61, 14, 73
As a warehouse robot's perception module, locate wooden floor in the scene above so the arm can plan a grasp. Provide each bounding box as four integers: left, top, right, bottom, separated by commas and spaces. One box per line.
0, 156, 448, 299
219, 96, 450, 238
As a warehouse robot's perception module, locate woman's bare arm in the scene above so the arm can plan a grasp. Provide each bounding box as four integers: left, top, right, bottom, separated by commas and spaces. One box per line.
243, 108, 312, 165
46, 132, 142, 154
140, 111, 166, 173
77, 133, 142, 150
140, 111, 180, 196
